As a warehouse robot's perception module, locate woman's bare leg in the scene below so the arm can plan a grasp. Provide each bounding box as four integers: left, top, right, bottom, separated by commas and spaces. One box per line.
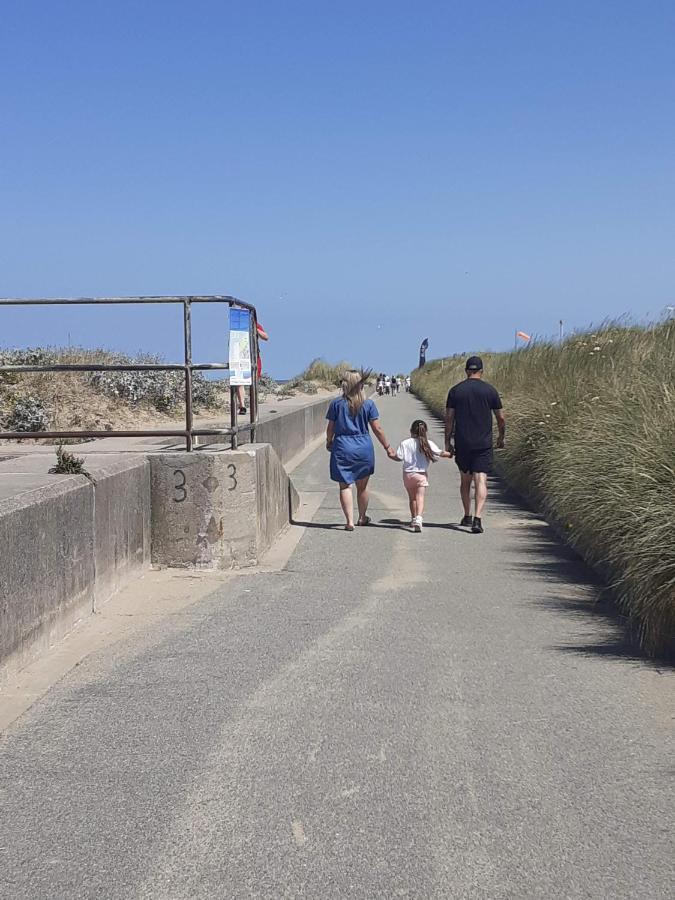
339, 482, 353, 527
356, 477, 370, 522
236, 385, 246, 410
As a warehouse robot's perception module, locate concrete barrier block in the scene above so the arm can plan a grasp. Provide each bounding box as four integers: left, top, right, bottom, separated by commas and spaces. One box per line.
150, 443, 297, 570
150, 451, 257, 569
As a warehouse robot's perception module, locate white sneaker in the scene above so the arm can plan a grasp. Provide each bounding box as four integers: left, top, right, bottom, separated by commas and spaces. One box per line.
413, 516, 423, 533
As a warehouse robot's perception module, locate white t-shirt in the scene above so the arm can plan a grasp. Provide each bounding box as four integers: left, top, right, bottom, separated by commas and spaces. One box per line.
396, 437, 442, 473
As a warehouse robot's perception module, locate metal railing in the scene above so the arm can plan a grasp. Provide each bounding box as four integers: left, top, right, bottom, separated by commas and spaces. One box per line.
0, 295, 259, 451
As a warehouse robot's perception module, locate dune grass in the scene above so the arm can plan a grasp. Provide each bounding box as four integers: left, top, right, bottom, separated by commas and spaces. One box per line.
411, 320, 675, 657
297, 358, 360, 388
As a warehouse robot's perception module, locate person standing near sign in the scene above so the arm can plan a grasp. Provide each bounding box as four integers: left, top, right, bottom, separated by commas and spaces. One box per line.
237, 320, 269, 415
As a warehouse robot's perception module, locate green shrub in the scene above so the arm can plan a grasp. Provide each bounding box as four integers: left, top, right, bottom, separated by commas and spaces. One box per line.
90, 353, 217, 412
49, 444, 90, 478
257, 372, 280, 397
412, 320, 675, 656
4, 395, 51, 432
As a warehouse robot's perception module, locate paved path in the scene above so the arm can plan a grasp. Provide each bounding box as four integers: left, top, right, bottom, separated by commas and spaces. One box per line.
1, 392, 673, 898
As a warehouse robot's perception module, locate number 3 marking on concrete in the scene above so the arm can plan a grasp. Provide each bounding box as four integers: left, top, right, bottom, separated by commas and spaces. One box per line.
227, 464, 237, 491
173, 469, 187, 502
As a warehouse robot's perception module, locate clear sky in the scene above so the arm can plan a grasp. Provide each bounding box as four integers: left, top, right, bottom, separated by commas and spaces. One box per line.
1, 1, 674, 376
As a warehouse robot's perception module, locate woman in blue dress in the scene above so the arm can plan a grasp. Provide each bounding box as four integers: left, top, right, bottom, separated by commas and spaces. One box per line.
326, 370, 397, 530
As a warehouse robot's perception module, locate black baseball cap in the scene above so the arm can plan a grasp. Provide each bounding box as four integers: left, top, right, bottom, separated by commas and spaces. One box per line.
465, 355, 483, 371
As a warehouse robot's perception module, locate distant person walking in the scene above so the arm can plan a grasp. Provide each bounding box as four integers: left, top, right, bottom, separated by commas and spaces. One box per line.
237, 319, 269, 415
445, 356, 505, 534
326, 371, 397, 531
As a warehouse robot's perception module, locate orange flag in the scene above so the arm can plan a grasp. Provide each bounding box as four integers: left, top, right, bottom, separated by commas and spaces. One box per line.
516, 330, 531, 341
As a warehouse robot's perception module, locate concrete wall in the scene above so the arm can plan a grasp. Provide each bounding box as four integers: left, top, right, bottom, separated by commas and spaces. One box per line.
0, 477, 94, 682
254, 443, 300, 555
91, 456, 152, 603
253, 394, 333, 466
0, 456, 150, 683
150, 443, 298, 570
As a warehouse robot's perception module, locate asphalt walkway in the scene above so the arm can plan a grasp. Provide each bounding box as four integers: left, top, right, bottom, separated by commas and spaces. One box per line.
0, 392, 672, 899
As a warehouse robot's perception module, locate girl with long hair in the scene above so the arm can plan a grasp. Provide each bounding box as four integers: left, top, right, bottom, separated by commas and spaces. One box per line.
326, 370, 397, 530
393, 419, 451, 532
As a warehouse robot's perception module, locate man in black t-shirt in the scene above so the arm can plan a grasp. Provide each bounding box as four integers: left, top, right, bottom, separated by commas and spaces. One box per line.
445, 356, 505, 534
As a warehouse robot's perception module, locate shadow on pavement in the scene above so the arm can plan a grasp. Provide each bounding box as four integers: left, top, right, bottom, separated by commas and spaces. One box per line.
290, 520, 343, 530
378, 518, 475, 533
378, 518, 419, 531
291, 519, 411, 532
423, 522, 474, 533
487, 477, 674, 670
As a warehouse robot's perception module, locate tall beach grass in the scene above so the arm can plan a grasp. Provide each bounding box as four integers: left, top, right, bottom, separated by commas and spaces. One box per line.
411, 320, 675, 657
297, 358, 361, 387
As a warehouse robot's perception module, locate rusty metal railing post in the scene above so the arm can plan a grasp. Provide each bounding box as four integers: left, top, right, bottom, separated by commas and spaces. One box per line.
183, 298, 194, 451
230, 386, 238, 450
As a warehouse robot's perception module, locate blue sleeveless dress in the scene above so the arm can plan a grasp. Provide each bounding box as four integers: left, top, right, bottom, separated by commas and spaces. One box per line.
326, 397, 379, 484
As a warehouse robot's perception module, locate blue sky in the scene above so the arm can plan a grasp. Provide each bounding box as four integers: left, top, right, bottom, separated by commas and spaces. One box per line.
1, 1, 674, 376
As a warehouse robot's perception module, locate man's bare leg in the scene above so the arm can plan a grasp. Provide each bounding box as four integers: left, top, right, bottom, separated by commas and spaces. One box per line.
460, 472, 473, 517
474, 472, 488, 518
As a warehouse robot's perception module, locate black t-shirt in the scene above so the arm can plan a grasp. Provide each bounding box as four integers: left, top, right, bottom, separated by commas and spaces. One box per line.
446, 378, 502, 450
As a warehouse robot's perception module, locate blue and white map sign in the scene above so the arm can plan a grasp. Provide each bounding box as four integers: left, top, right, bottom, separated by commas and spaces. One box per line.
229, 308, 253, 385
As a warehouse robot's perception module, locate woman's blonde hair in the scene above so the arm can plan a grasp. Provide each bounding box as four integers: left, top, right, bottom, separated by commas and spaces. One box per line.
341, 369, 371, 416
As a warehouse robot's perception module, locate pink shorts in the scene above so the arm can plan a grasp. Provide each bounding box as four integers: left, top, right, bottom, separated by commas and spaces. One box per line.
403, 471, 428, 493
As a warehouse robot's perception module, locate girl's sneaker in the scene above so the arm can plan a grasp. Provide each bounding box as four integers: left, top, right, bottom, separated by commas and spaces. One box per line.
413, 516, 423, 533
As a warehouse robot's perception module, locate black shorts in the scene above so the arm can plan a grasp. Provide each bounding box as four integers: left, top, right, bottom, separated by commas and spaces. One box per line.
454, 447, 493, 474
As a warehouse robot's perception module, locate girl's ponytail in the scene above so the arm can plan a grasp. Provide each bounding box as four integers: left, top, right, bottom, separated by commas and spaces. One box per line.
411, 419, 436, 463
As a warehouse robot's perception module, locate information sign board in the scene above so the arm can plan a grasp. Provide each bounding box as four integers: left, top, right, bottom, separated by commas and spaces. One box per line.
229, 308, 252, 386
